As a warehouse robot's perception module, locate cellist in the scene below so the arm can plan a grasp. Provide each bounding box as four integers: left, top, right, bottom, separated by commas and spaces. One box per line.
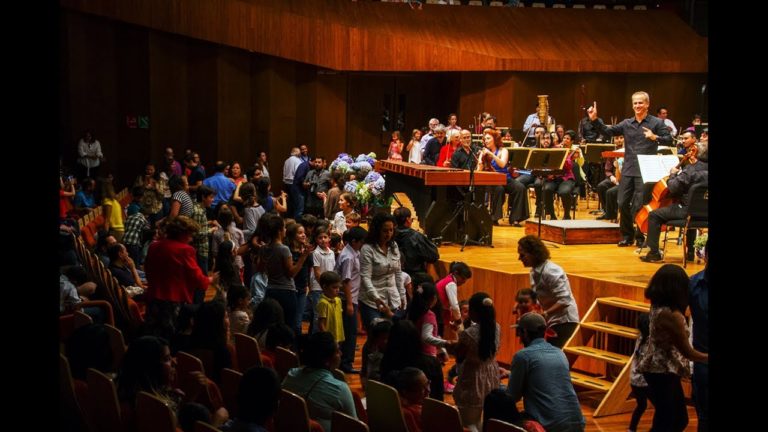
640, 133, 708, 263
587, 92, 672, 247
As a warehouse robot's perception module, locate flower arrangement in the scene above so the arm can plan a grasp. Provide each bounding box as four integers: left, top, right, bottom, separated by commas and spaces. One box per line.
693, 233, 707, 260
330, 152, 391, 213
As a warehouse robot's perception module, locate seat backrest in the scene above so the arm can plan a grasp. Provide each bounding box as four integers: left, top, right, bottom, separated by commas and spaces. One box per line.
73, 310, 94, 329
486, 418, 528, 432
686, 183, 708, 220
176, 351, 206, 396
194, 420, 223, 432
136, 391, 177, 432
233, 332, 263, 371
274, 346, 300, 380
422, 397, 463, 432
332, 368, 347, 383
220, 368, 243, 418
332, 410, 369, 432
60, 353, 91, 431
276, 389, 312, 432
87, 368, 123, 432
104, 323, 126, 372
365, 380, 408, 432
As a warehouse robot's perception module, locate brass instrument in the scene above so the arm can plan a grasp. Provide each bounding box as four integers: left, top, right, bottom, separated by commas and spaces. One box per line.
536, 95, 555, 133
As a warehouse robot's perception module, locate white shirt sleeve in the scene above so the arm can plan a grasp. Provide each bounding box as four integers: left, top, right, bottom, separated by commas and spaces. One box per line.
421, 322, 449, 348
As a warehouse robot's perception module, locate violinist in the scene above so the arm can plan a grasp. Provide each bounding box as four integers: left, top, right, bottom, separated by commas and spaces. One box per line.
587, 92, 672, 247
640, 133, 707, 263
478, 128, 529, 226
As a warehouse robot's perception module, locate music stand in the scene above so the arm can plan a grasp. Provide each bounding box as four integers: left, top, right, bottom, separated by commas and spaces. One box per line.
584, 144, 615, 213
508, 148, 533, 174
526, 148, 569, 239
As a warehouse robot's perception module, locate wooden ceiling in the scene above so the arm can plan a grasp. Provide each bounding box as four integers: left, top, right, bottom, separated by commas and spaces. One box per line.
60, 0, 707, 73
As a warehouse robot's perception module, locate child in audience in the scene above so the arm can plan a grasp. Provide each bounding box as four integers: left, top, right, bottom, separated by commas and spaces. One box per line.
436, 261, 473, 340
123, 204, 151, 266
628, 313, 651, 432
361, 318, 392, 390
315, 271, 345, 344
126, 186, 144, 216
401, 270, 413, 303
346, 212, 361, 231
286, 222, 314, 339
310, 227, 336, 333
261, 323, 295, 368
395, 368, 430, 432
513, 288, 542, 318
407, 282, 456, 393
333, 192, 357, 235
336, 226, 367, 373
330, 232, 343, 257
227, 284, 252, 341
247, 298, 284, 348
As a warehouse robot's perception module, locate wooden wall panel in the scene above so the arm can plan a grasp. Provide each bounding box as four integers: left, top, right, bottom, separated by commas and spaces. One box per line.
149, 31, 189, 166
63, 11, 120, 179
187, 39, 219, 166
217, 47, 253, 164
61, 0, 707, 73
315, 73, 348, 162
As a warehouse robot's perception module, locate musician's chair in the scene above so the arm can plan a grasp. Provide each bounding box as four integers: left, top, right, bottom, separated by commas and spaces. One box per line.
661, 183, 708, 267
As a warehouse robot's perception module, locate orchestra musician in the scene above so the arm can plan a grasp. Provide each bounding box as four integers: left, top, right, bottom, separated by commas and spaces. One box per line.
478, 128, 529, 227
596, 134, 624, 221
640, 133, 707, 263
532, 132, 578, 220
587, 92, 673, 247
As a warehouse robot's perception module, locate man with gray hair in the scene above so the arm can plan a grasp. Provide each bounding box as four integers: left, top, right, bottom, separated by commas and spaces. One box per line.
419, 118, 440, 159
423, 124, 447, 166
283, 147, 304, 217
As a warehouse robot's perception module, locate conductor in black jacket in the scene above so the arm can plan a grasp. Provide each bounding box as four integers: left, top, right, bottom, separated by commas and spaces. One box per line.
587, 92, 672, 247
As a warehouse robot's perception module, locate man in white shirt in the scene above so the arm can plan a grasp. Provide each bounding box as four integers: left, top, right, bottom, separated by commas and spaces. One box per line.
419, 118, 440, 159
656, 107, 678, 137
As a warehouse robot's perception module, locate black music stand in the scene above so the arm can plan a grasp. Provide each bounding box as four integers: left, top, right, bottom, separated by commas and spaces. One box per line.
584, 143, 615, 214
526, 148, 569, 240
508, 148, 533, 174
436, 146, 493, 251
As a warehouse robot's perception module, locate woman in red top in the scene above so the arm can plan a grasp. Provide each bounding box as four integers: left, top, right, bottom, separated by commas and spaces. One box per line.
436, 129, 461, 167
144, 216, 218, 341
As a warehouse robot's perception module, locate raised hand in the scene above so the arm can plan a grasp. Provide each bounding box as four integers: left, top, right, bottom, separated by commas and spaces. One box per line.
587, 101, 598, 121
641, 127, 657, 141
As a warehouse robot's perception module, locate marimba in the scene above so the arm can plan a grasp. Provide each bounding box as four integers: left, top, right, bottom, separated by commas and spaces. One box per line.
375, 160, 506, 244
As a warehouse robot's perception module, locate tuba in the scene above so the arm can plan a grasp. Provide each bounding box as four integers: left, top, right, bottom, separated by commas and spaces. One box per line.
536, 95, 554, 133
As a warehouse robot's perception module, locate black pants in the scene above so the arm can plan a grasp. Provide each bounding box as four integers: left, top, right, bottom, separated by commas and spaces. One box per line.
548, 322, 579, 348
534, 178, 575, 219
618, 175, 646, 241
629, 384, 649, 431
692, 362, 708, 432
490, 177, 529, 223
596, 178, 615, 212
643, 372, 688, 432
646, 204, 696, 255
605, 185, 619, 219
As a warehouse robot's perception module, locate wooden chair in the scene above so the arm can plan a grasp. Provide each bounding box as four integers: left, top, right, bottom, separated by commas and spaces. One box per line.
365, 380, 408, 432
276, 389, 312, 432
485, 418, 527, 432
661, 183, 708, 268
194, 421, 223, 432
136, 391, 177, 432
422, 397, 463, 432
220, 368, 243, 418
233, 332, 263, 371
104, 323, 126, 372
73, 310, 94, 329
176, 351, 224, 411
86, 368, 124, 432
332, 410, 369, 432
352, 390, 368, 424
60, 353, 92, 432
332, 368, 347, 383
274, 346, 300, 380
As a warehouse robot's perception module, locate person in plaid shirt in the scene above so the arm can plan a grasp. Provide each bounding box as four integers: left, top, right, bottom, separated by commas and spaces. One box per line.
191, 186, 218, 303
123, 204, 151, 266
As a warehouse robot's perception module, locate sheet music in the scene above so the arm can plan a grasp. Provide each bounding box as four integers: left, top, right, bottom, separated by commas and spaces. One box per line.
637, 155, 680, 183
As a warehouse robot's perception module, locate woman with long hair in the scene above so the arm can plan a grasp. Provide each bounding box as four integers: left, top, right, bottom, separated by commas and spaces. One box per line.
359, 213, 405, 331
638, 264, 707, 432
479, 128, 529, 226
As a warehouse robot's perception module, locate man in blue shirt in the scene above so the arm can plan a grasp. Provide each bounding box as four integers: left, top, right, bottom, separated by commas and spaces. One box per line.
689, 242, 708, 432
507, 312, 585, 432
203, 161, 236, 207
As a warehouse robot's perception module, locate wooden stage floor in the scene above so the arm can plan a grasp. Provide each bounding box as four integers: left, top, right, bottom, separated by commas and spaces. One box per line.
364, 194, 704, 431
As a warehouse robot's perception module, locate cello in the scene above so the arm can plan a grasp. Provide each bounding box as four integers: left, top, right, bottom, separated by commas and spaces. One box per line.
634, 144, 699, 234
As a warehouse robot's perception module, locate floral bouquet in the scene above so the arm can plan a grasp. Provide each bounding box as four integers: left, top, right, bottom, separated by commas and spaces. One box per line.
332, 152, 391, 215
693, 233, 707, 261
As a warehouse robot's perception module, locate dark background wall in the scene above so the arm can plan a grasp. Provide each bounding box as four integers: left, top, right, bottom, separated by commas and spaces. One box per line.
59, 11, 706, 189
